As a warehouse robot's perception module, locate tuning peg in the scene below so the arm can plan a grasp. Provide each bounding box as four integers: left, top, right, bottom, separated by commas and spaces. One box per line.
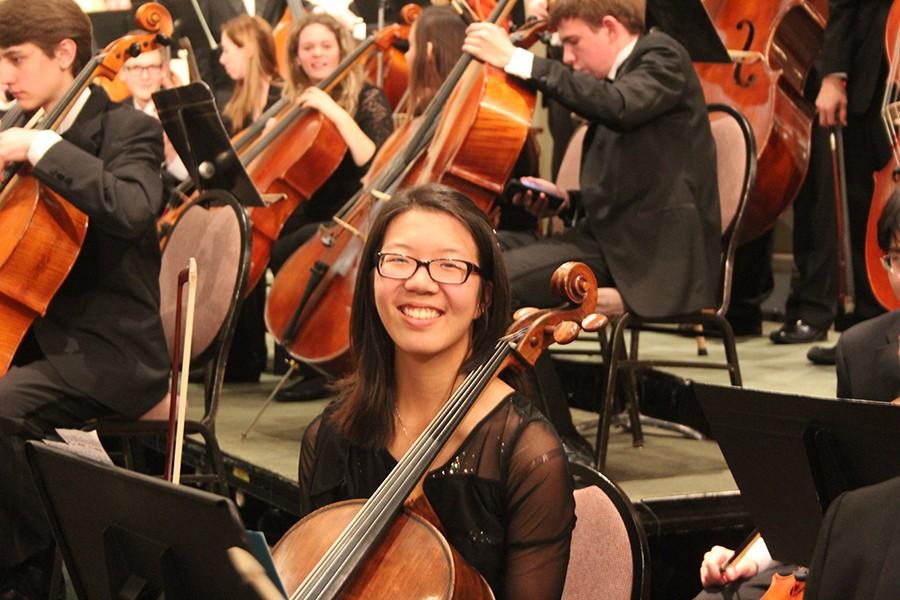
582, 313, 609, 332
513, 306, 540, 320
553, 320, 581, 344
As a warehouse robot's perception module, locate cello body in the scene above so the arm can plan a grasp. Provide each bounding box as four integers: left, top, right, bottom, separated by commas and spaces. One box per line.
697, 0, 827, 241
864, 0, 900, 310
272, 499, 494, 599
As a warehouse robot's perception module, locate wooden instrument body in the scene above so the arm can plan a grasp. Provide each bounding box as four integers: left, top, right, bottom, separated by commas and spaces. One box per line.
864, 0, 900, 310
272, 499, 494, 599
697, 0, 826, 241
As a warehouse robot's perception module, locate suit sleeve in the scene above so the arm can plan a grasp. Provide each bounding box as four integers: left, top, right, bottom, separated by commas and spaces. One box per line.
33, 110, 165, 240
820, 0, 859, 75
529, 41, 686, 132
834, 336, 853, 398
805, 491, 846, 600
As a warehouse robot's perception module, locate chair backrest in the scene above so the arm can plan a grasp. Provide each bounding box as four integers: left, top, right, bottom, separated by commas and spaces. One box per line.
555, 123, 588, 192
563, 463, 651, 600
707, 103, 757, 314
159, 191, 251, 424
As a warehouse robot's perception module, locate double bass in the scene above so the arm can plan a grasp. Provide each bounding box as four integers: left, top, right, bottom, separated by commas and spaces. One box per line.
271, 262, 605, 599
0, 4, 173, 376
864, 0, 900, 310
265, 0, 537, 375
696, 0, 828, 241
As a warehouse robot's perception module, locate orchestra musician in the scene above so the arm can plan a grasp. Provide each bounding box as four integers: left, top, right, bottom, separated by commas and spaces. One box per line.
118, 41, 189, 190
218, 13, 283, 384
297, 182, 575, 599
769, 0, 892, 365
268, 11, 393, 400
464, 0, 721, 459
0, 0, 169, 597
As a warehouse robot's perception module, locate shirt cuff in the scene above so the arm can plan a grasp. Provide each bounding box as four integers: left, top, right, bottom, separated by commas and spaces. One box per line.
505, 47, 535, 80
27, 130, 63, 166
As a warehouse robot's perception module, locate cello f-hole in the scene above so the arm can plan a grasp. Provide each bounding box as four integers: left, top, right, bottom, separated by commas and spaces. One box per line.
734, 19, 756, 88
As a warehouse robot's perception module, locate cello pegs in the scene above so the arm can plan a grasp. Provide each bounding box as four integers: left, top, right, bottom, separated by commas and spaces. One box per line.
512, 306, 540, 320
552, 320, 581, 345
581, 313, 609, 333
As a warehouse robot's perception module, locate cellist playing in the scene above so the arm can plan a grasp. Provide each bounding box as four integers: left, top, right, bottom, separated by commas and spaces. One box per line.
0, 1, 169, 596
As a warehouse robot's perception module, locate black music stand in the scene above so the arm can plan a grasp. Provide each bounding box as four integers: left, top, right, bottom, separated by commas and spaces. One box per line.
647, 0, 730, 63
153, 81, 263, 206
24, 441, 271, 600
694, 382, 900, 566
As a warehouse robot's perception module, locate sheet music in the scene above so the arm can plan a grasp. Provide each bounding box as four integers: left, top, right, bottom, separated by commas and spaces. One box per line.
44, 428, 115, 467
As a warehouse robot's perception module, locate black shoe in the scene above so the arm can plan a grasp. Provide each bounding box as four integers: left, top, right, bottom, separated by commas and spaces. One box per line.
274, 373, 330, 402
807, 344, 836, 365
769, 319, 828, 344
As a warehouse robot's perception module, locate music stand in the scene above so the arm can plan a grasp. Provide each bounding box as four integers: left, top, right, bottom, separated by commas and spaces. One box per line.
694, 383, 900, 566
153, 82, 263, 206
25, 441, 269, 600
647, 0, 730, 63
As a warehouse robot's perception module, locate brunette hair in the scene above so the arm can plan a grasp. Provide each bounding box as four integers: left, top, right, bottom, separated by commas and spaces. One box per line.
406, 6, 467, 116
221, 15, 279, 132
877, 189, 900, 252
0, 0, 93, 76
549, 0, 645, 34
285, 12, 362, 116
330, 183, 512, 447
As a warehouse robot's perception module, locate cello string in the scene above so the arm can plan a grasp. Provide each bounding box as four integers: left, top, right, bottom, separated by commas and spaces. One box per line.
297, 332, 522, 599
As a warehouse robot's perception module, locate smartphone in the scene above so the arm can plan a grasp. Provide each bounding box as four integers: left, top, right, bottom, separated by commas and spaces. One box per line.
504, 178, 566, 210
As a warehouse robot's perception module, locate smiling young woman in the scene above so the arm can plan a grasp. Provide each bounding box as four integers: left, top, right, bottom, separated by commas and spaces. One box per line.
296, 183, 575, 599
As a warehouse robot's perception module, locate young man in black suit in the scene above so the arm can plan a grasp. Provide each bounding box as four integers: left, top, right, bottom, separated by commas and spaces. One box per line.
463, 0, 720, 456
0, 0, 169, 596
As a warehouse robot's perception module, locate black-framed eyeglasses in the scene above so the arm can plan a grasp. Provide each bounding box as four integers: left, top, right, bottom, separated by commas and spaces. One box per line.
879, 251, 900, 272
123, 64, 163, 76
375, 252, 481, 285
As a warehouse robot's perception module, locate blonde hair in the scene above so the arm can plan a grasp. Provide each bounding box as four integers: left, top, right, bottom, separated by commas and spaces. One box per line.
285, 12, 362, 117
221, 15, 279, 131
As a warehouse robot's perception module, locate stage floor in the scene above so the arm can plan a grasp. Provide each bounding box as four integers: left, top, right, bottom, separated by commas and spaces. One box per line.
182, 321, 838, 528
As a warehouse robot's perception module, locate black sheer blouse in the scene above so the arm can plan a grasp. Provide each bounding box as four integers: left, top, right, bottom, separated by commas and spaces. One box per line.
298, 393, 575, 599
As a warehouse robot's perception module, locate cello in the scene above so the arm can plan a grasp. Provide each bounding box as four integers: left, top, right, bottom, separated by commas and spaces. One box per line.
265, 0, 537, 375
0, 4, 173, 377
864, 0, 900, 310
271, 261, 605, 599
696, 0, 827, 241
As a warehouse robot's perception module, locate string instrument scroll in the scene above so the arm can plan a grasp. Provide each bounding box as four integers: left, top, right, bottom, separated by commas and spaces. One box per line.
864, 0, 900, 310
0, 3, 173, 377
272, 261, 607, 600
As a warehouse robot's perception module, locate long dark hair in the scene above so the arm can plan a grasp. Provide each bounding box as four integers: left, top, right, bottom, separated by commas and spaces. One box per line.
407, 6, 467, 116
877, 188, 900, 252
330, 184, 512, 448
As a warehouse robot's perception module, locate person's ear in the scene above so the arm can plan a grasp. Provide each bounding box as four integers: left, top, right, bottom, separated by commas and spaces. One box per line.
476, 282, 493, 319
426, 41, 434, 61
54, 39, 77, 73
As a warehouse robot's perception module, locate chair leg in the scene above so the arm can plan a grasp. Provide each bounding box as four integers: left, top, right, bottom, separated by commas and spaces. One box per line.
694, 324, 709, 356
625, 328, 644, 448
715, 316, 744, 386
595, 316, 628, 470
191, 424, 230, 497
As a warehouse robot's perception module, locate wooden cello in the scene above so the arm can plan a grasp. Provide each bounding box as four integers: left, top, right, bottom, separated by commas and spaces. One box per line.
864, 0, 900, 310
271, 261, 605, 600
696, 0, 827, 241
0, 4, 173, 377
265, 0, 537, 375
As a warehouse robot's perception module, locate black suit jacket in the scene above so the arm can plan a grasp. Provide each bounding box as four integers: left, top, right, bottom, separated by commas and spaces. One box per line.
820, 0, 891, 115
805, 475, 900, 600
529, 32, 720, 317
28, 87, 170, 419
835, 310, 900, 401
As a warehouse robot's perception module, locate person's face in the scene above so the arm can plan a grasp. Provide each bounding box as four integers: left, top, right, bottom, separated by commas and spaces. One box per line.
887, 232, 900, 300
121, 49, 166, 102
374, 209, 485, 365
0, 41, 73, 111
219, 32, 250, 82
296, 23, 340, 84
558, 17, 618, 79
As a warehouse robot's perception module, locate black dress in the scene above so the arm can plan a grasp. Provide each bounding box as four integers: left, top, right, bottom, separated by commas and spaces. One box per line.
299, 393, 575, 599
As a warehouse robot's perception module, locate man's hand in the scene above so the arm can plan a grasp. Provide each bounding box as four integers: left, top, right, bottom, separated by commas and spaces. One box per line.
463, 22, 516, 69
511, 176, 570, 218
699, 545, 759, 589
0, 127, 42, 171
816, 74, 848, 128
